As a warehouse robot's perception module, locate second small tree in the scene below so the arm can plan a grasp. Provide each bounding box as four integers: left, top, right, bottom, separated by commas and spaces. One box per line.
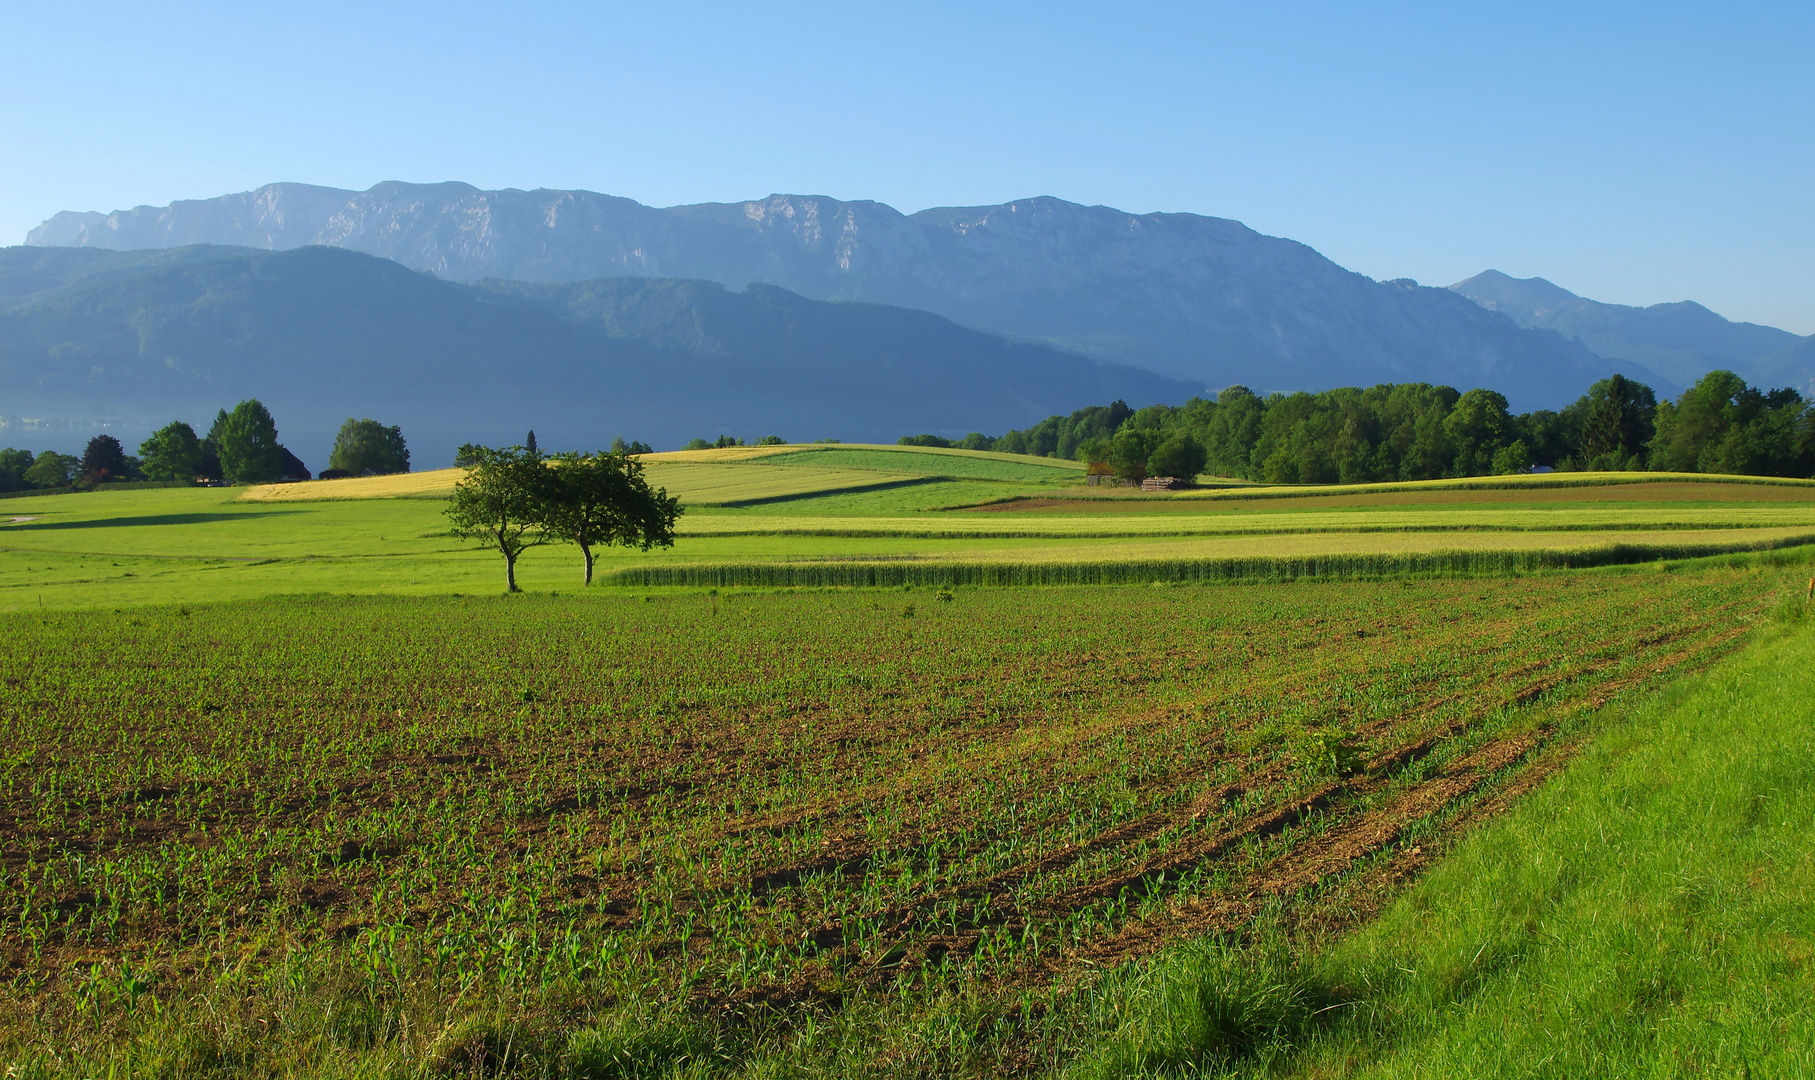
544, 450, 681, 585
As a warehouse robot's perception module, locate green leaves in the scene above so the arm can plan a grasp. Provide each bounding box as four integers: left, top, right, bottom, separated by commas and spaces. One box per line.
445, 444, 553, 591
215, 399, 284, 484
447, 444, 683, 589
138, 421, 203, 482
328, 418, 410, 476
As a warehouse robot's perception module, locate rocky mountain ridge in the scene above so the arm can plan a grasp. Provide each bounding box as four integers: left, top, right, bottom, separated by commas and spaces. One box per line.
30, 182, 1662, 411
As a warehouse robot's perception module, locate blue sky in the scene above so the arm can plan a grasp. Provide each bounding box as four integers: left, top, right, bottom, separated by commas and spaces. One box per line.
4, 0, 1811, 332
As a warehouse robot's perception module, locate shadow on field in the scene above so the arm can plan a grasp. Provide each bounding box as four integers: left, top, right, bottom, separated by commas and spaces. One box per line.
4, 511, 302, 531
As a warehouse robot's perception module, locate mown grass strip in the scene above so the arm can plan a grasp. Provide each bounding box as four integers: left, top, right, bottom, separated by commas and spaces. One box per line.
705, 476, 946, 508
601, 534, 1815, 587
747, 447, 1086, 481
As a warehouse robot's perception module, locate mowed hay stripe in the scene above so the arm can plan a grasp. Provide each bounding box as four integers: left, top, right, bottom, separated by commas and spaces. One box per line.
237, 461, 924, 505
240, 468, 465, 500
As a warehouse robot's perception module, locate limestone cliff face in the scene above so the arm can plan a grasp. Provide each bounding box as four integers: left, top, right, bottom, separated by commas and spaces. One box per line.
29, 183, 1662, 409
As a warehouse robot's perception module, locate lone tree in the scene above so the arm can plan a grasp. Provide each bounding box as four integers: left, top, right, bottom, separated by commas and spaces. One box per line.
544, 450, 682, 585
216, 399, 284, 483
139, 422, 203, 481
329, 418, 410, 475
81, 435, 129, 482
445, 443, 553, 592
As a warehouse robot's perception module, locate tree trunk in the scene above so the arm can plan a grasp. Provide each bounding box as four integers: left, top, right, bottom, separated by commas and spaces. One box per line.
582, 544, 595, 586
505, 550, 520, 592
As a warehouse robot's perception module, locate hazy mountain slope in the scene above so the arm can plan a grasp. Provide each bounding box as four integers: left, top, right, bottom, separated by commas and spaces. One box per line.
0, 245, 1196, 465
29, 183, 1663, 410
0, 245, 257, 309
1751, 335, 1815, 396
1450, 269, 1798, 387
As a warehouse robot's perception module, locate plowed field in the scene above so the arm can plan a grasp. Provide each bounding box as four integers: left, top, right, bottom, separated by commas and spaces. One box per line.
0, 567, 1767, 1021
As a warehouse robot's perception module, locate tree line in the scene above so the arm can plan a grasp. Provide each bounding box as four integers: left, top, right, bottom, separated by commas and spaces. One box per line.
0, 403, 410, 492
901, 370, 1815, 483
446, 441, 681, 591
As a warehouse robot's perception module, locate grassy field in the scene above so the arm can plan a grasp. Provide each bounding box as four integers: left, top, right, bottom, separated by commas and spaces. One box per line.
1066, 608, 1815, 1078
5, 447, 1815, 611
1, 560, 1794, 1075
241, 462, 931, 507
4, 443, 1814, 1075
238, 444, 1085, 505
742, 446, 1086, 481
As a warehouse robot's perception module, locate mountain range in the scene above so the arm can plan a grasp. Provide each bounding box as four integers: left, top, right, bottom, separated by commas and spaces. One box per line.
1448, 270, 1809, 390
17, 182, 1813, 466
28, 183, 1670, 412
0, 244, 1192, 467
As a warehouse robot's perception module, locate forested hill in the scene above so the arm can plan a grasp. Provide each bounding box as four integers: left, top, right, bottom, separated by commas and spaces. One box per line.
0, 245, 1196, 466
28, 183, 1663, 409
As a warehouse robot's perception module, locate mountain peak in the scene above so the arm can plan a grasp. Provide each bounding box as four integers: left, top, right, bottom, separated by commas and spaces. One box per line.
24, 181, 1671, 409
1448, 270, 1799, 386
1450, 270, 1583, 313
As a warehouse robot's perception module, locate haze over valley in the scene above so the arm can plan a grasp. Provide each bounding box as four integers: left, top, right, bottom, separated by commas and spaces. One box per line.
15, 181, 1809, 465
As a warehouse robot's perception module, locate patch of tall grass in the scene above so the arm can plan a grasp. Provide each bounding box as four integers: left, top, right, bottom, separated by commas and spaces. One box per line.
603, 536, 1815, 588
1066, 618, 1815, 1078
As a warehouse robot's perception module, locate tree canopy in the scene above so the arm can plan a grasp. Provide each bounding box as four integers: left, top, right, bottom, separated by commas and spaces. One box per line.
23, 451, 78, 489
0, 448, 35, 492
445, 444, 552, 593
329, 418, 411, 476
216, 400, 284, 484
80, 435, 129, 482
937, 372, 1815, 483
446, 443, 683, 590
139, 422, 203, 481
543, 451, 681, 585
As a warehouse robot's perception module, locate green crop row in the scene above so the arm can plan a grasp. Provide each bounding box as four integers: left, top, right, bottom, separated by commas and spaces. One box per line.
0, 565, 1784, 1076
601, 534, 1815, 588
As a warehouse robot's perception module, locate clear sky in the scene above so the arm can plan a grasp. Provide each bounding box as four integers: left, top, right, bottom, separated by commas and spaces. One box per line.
4, 0, 1811, 333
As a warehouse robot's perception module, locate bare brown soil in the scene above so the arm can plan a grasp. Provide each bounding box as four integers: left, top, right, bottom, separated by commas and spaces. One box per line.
0, 574, 1767, 1031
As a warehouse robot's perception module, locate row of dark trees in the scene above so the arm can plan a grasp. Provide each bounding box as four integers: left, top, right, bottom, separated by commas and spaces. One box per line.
681, 435, 786, 450
0, 428, 216, 491
908, 370, 1815, 483
137, 401, 310, 484
141, 406, 409, 483
0, 405, 411, 492
446, 443, 681, 590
